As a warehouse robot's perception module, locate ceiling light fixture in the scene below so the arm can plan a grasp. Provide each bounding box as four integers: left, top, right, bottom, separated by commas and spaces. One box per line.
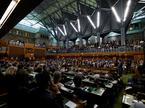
123, 0, 131, 22
97, 11, 100, 28
0, 0, 21, 29
87, 16, 96, 29
111, 6, 121, 23
70, 22, 78, 32
63, 25, 67, 36
58, 27, 65, 36
77, 19, 80, 32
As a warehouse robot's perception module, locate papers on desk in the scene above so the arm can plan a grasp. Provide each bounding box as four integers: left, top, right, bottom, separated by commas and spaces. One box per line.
82, 79, 90, 82
111, 80, 118, 84
61, 86, 69, 92
125, 86, 132, 91
105, 83, 113, 88
122, 94, 135, 106
71, 83, 75, 88
91, 87, 105, 96
122, 94, 144, 106
67, 76, 74, 80
82, 79, 94, 84
65, 81, 75, 88
67, 71, 75, 75
65, 101, 77, 108
82, 86, 105, 96
29, 72, 38, 78
60, 86, 73, 93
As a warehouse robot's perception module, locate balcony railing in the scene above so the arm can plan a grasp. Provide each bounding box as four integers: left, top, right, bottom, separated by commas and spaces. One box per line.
47, 46, 143, 54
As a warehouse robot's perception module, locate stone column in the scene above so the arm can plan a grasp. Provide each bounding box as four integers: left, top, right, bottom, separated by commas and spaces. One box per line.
97, 32, 101, 46
79, 37, 83, 47
85, 38, 89, 46
121, 26, 126, 46
65, 38, 69, 49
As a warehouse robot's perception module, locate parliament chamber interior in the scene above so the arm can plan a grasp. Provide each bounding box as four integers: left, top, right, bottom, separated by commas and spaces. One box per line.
0, 0, 145, 108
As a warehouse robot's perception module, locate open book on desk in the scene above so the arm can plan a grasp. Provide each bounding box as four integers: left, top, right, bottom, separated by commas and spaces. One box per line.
65, 101, 77, 108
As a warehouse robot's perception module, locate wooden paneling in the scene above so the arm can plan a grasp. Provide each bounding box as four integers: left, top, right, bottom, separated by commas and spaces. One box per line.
34, 48, 46, 58
0, 39, 7, 46
47, 51, 144, 61
8, 46, 24, 57
25, 43, 34, 48
47, 51, 143, 57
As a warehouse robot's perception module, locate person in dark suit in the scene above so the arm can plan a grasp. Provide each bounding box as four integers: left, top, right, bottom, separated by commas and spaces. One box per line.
30, 71, 64, 108
12, 69, 30, 108
73, 72, 86, 99
4, 66, 18, 108
137, 60, 145, 76
73, 73, 95, 108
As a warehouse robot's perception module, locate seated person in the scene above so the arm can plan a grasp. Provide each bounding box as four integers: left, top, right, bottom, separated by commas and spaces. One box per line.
127, 74, 145, 93
73, 73, 95, 108
73, 73, 86, 100
9, 69, 30, 108
73, 73, 82, 88
30, 72, 64, 108
53, 71, 64, 89
137, 63, 145, 76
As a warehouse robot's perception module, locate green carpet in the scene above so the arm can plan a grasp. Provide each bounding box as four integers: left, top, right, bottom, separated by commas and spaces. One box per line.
113, 73, 134, 108
121, 74, 134, 85
113, 90, 123, 108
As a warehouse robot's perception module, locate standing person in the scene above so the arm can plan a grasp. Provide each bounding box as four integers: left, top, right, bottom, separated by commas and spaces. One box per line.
137, 60, 145, 76
117, 60, 123, 76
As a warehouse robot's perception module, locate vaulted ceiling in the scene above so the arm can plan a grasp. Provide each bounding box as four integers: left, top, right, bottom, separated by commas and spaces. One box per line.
0, 0, 145, 42
26, 0, 141, 41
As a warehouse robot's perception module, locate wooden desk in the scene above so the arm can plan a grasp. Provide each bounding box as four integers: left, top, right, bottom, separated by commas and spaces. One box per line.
81, 86, 106, 96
